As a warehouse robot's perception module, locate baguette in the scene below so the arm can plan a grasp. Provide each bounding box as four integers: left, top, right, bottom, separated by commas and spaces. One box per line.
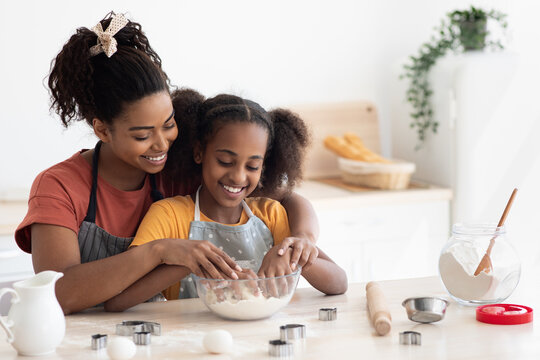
324, 133, 391, 163
344, 133, 391, 163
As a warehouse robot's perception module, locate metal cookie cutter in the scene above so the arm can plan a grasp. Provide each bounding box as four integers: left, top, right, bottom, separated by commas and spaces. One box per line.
319, 307, 337, 321
269, 339, 294, 357
280, 324, 306, 355
280, 324, 306, 341
133, 331, 151, 345
116, 320, 161, 336
91, 334, 107, 350
399, 331, 421, 345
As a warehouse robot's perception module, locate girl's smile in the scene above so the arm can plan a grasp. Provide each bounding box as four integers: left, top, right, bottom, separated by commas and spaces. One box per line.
196, 122, 268, 224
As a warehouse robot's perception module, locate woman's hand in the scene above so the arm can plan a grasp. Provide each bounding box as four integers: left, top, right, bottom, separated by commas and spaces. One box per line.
157, 239, 241, 279
276, 236, 319, 270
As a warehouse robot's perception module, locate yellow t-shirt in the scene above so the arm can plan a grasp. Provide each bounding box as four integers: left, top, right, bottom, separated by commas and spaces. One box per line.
131, 195, 290, 299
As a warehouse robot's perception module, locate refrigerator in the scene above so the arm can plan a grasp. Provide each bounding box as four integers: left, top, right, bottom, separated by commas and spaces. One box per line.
391, 51, 540, 278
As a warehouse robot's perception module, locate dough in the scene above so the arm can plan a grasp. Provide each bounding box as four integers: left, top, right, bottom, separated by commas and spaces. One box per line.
203, 329, 233, 354
106, 337, 136, 360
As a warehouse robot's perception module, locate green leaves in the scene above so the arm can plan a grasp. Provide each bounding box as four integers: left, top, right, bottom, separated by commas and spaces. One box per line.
401, 6, 507, 149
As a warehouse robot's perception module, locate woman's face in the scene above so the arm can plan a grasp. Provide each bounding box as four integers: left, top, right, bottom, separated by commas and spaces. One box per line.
104, 91, 178, 174
197, 122, 268, 214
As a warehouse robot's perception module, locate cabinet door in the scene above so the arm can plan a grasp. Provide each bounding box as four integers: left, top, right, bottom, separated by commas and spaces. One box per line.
311, 200, 449, 284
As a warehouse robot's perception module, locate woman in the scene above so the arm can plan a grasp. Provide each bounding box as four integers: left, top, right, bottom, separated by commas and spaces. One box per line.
15, 12, 319, 314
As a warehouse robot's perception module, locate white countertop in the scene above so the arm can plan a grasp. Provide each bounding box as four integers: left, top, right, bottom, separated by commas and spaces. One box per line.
1, 276, 537, 359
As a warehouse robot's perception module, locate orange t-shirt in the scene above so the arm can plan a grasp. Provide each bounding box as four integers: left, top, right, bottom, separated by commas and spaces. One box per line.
15, 149, 195, 253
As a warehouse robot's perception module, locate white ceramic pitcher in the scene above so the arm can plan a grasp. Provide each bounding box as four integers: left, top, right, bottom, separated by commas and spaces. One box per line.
0, 271, 65, 356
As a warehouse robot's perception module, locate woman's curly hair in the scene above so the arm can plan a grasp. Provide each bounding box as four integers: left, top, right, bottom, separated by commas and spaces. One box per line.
48, 12, 170, 127
165, 88, 311, 196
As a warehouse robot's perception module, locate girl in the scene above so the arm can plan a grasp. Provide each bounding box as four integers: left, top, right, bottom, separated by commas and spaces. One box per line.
104, 89, 347, 311
15, 12, 319, 314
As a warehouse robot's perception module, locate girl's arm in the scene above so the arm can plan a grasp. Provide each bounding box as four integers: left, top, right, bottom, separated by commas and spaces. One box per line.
301, 248, 348, 295
258, 245, 347, 296
276, 191, 320, 269
104, 264, 191, 312
32, 224, 238, 314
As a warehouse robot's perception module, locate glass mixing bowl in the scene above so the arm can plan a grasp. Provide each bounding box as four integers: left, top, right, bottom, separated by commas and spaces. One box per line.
194, 269, 301, 320
438, 223, 520, 306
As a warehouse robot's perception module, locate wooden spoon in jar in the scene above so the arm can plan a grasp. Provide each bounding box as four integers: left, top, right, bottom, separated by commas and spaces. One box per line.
473, 188, 518, 276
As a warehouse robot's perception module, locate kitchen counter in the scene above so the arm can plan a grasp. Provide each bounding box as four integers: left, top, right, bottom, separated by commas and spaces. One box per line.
296, 179, 452, 208
0, 201, 26, 236
1, 276, 538, 359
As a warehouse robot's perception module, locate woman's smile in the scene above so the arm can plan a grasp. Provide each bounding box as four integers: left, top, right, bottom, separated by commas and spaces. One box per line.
141, 153, 167, 165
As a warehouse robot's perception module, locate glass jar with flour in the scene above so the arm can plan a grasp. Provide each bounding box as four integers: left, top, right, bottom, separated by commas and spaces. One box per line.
438, 223, 520, 306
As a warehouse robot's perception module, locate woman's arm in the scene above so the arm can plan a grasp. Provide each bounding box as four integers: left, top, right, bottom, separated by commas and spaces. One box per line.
32, 224, 239, 314
301, 248, 348, 295
277, 191, 320, 269
104, 264, 190, 312
32, 224, 163, 315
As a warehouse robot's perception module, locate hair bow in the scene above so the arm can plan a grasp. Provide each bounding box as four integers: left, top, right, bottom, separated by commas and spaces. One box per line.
89, 13, 129, 57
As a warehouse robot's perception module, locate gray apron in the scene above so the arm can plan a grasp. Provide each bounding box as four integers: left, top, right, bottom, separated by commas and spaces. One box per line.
179, 187, 274, 299
77, 141, 165, 302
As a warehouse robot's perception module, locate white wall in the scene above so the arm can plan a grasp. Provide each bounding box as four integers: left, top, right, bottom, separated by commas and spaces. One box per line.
0, 0, 532, 198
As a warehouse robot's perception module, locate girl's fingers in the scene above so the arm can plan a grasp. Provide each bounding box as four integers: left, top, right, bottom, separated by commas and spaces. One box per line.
245, 269, 260, 295
266, 269, 279, 297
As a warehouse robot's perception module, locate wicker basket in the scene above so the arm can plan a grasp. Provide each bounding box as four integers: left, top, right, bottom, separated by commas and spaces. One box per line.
338, 157, 416, 190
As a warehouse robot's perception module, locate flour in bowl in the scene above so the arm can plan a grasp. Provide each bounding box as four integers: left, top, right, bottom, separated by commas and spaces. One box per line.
204, 283, 293, 320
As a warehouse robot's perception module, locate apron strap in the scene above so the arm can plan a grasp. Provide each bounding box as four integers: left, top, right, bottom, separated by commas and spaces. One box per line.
194, 186, 202, 221
241, 199, 255, 218
83, 141, 164, 224
83, 141, 101, 223
149, 174, 164, 202
194, 185, 253, 221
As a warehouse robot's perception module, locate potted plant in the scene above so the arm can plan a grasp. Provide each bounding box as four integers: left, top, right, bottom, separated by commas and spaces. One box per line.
401, 6, 507, 148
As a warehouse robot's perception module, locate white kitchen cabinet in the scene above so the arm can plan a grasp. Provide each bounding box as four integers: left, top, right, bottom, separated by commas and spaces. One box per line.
0, 234, 33, 315
295, 180, 451, 287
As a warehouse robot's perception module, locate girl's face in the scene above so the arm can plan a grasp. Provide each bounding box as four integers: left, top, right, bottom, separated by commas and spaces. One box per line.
100, 91, 178, 174
197, 122, 268, 216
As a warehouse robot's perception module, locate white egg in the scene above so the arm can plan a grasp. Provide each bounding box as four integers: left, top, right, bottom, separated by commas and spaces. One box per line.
107, 337, 136, 360
203, 329, 233, 354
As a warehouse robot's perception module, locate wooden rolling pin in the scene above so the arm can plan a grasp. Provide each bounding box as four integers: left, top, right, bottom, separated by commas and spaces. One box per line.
366, 281, 392, 336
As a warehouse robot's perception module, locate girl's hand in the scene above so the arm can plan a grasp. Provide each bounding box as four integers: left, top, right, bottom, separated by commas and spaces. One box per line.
158, 239, 241, 279
258, 247, 295, 297
276, 236, 319, 270
232, 268, 260, 297
258, 245, 294, 278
